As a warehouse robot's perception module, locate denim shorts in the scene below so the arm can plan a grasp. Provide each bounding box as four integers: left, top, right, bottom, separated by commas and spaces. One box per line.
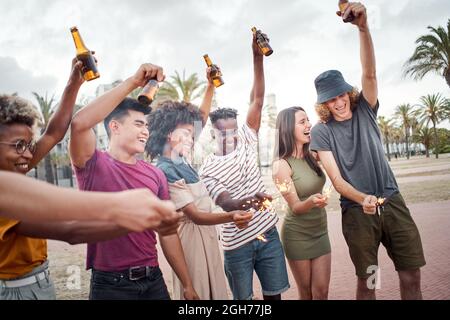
89, 266, 170, 300
223, 227, 290, 300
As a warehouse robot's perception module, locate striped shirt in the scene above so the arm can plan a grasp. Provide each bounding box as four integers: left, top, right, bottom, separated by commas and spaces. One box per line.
199, 123, 278, 250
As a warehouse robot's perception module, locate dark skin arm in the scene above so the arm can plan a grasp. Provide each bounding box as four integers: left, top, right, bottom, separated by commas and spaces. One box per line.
246, 31, 266, 133
29, 58, 84, 169
198, 67, 216, 128
216, 191, 272, 212
15, 220, 128, 245
181, 203, 253, 229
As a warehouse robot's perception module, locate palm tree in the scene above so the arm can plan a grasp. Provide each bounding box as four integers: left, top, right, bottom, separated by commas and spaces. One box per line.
391, 126, 404, 158
32, 92, 56, 184
413, 126, 433, 158
404, 19, 450, 88
377, 116, 393, 161
158, 70, 206, 103
394, 104, 416, 160
417, 93, 450, 158
409, 116, 423, 155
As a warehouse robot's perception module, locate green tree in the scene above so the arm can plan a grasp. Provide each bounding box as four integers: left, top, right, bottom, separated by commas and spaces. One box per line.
391, 126, 404, 158
158, 70, 206, 103
377, 116, 394, 161
404, 19, 450, 88
412, 126, 433, 158
417, 93, 450, 158
394, 104, 417, 159
32, 92, 56, 184
431, 128, 450, 154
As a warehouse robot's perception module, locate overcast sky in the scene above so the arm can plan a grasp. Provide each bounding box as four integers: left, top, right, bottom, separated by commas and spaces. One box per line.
0, 0, 449, 127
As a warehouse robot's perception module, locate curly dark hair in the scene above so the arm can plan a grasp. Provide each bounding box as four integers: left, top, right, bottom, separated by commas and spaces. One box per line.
209, 107, 238, 124
146, 100, 202, 160
0, 94, 41, 128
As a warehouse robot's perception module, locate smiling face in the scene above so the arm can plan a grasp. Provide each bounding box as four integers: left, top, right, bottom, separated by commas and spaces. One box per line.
324, 92, 352, 121
293, 110, 312, 145
0, 124, 34, 174
109, 109, 149, 155
212, 118, 238, 155
167, 123, 194, 158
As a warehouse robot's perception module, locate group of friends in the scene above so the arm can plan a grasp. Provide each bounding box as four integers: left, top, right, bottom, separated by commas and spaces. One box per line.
0, 2, 426, 300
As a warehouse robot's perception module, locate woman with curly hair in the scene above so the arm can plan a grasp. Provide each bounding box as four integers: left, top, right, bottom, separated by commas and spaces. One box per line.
272, 107, 331, 300
146, 70, 252, 300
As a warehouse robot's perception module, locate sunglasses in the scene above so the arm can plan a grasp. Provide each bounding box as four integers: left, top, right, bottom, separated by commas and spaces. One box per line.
0, 139, 37, 155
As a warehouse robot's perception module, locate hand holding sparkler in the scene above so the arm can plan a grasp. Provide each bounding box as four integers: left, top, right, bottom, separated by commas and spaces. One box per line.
239, 192, 273, 211
307, 193, 328, 209
231, 210, 254, 229
362, 195, 377, 215
322, 184, 333, 200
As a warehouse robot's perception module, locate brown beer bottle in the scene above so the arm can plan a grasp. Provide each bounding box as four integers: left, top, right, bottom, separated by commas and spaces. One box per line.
251, 27, 273, 56
70, 26, 100, 81
203, 54, 224, 88
138, 79, 159, 106
338, 0, 355, 23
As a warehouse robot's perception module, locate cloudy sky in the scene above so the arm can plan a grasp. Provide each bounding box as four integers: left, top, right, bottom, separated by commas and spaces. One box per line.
0, 0, 449, 127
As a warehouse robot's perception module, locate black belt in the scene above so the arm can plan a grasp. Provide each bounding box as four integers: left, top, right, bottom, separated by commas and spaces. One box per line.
118, 266, 157, 281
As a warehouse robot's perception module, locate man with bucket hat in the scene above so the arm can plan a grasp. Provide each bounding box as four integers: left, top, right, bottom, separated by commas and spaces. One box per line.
310, 2, 425, 300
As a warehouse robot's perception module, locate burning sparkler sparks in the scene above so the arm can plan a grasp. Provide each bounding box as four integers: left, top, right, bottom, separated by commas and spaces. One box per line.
251, 198, 277, 242
322, 184, 333, 199
274, 179, 293, 195
376, 197, 386, 207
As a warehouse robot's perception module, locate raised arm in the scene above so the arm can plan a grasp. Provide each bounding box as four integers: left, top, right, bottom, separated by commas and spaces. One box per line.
317, 151, 377, 214
342, 2, 377, 107
246, 31, 265, 133
198, 67, 216, 128
70, 63, 164, 168
29, 58, 84, 169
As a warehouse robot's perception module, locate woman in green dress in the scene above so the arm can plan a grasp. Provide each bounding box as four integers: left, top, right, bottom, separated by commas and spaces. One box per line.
272, 106, 331, 300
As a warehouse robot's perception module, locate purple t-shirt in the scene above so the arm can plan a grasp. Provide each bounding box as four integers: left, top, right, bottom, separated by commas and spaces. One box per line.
74, 150, 170, 272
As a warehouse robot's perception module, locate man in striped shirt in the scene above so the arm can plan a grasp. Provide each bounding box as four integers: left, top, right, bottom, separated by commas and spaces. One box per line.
199, 31, 289, 300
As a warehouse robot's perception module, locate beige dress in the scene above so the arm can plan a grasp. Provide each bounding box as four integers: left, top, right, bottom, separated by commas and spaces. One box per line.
169, 179, 229, 300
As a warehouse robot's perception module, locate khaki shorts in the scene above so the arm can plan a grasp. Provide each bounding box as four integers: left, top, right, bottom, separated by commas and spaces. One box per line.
342, 192, 426, 278
0, 260, 56, 300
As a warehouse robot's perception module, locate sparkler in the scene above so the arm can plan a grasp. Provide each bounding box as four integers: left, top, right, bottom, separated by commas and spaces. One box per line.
322, 183, 333, 199
253, 198, 277, 242
376, 197, 386, 206
274, 179, 293, 195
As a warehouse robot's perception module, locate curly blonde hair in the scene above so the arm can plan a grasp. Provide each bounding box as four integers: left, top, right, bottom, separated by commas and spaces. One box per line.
314, 87, 360, 123
0, 94, 41, 128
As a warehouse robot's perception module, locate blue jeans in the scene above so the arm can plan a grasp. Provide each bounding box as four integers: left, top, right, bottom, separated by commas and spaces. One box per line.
223, 227, 290, 300
89, 267, 170, 300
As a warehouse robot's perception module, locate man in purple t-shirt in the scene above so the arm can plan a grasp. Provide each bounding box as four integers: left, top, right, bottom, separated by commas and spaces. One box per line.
70, 63, 199, 300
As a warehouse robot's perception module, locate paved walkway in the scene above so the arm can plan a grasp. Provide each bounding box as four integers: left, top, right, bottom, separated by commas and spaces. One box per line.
154, 200, 450, 300
47, 200, 450, 300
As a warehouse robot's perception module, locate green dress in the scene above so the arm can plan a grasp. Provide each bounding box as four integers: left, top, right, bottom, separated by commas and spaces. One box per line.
280, 156, 331, 260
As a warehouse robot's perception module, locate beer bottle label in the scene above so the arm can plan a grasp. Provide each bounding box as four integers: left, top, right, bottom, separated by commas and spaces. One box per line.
138, 79, 159, 105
